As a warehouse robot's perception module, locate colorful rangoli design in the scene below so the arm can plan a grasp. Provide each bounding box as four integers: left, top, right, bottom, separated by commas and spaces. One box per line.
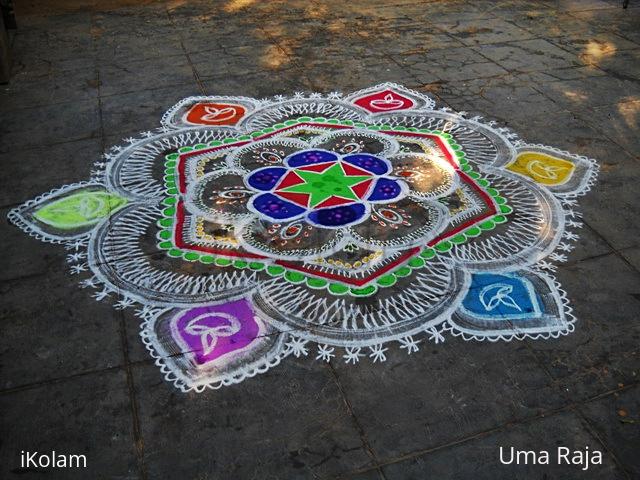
9, 84, 598, 392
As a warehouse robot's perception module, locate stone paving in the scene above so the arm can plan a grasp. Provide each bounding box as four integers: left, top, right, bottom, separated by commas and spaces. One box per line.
1, 0, 639, 479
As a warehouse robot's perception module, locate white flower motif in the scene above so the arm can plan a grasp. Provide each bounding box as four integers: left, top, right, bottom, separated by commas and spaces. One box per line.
369, 345, 388, 363
70, 263, 88, 274
114, 297, 135, 310
79, 277, 98, 289
343, 347, 364, 364
316, 344, 335, 362
557, 242, 574, 252
550, 252, 568, 262
537, 260, 557, 272
566, 220, 583, 228
505, 132, 519, 140
563, 231, 579, 241
135, 305, 157, 320
399, 336, 421, 354
92, 288, 111, 301
141, 131, 154, 138
124, 137, 137, 144
67, 252, 87, 262
327, 91, 343, 99
65, 239, 88, 251
285, 337, 309, 358
426, 326, 445, 344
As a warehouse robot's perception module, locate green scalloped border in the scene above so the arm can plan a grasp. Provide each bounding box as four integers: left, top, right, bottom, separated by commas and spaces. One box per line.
155, 117, 512, 297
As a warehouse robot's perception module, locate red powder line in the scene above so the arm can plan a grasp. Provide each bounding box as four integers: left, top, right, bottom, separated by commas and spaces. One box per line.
170, 123, 499, 284
380, 130, 458, 169
173, 201, 266, 259
427, 172, 498, 245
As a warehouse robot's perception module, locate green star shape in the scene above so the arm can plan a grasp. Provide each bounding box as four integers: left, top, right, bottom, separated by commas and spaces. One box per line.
281, 162, 371, 208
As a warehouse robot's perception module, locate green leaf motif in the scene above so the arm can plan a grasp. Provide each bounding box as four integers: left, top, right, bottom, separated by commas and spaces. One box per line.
34, 191, 128, 229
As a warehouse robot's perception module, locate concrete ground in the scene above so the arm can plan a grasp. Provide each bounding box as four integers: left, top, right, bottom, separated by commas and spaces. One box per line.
1, 0, 639, 478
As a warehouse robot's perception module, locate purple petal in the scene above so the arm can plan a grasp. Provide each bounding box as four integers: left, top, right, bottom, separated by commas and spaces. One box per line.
367, 178, 404, 202
246, 167, 287, 191
172, 300, 260, 365
286, 149, 338, 167
250, 193, 306, 220
342, 154, 390, 175
307, 204, 366, 227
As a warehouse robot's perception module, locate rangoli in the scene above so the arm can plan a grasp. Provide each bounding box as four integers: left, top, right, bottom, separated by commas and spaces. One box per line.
9, 84, 598, 392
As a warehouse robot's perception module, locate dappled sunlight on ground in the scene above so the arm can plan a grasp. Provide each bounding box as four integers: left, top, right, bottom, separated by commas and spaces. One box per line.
579, 39, 618, 66
562, 90, 589, 102
223, 0, 257, 14
617, 99, 640, 129
260, 44, 294, 70
304, 3, 329, 19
